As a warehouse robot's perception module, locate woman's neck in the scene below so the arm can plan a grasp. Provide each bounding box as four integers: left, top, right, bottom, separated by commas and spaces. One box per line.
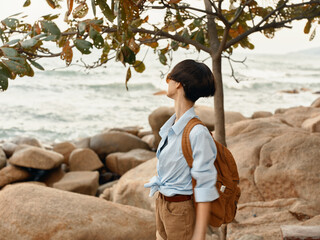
174, 94, 194, 123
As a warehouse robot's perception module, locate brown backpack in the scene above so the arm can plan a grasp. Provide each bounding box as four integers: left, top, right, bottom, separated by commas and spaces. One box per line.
182, 118, 241, 227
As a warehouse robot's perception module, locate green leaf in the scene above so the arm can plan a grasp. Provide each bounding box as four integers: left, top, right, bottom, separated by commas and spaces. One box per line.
41, 20, 61, 39
159, 53, 167, 65
23, 0, 31, 7
74, 39, 93, 54
171, 41, 179, 51
2, 18, 19, 29
97, 0, 116, 22
100, 42, 110, 64
309, 28, 316, 41
121, 46, 136, 64
5, 39, 20, 46
29, 60, 44, 70
33, 33, 48, 40
0, 73, 8, 91
89, 27, 104, 49
195, 29, 205, 45
42, 14, 60, 21
21, 38, 38, 49
78, 22, 87, 35
193, 18, 202, 27
0, 47, 18, 57
133, 60, 145, 73
43, 35, 57, 41
125, 67, 131, 91
2, 59, 29, 76
0, 62, 15, 79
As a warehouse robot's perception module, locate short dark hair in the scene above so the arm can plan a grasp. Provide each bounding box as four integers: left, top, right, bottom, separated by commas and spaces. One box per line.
167, 59, 215, 102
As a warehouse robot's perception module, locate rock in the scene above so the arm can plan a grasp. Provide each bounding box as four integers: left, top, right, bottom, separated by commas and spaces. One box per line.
1, 142, 17, 158
0, 165, 31, 188
280, 89, 299, 94
106, 149, 156, 176
12, 136, 42, 148
97, 180, 119, 196
0, 183, 155, 240
69, 148, 103, 171
251, 111, 273, 119
225, 111, 247, 124
103, 157, 157, 211
73, 137, 90, 148
89, 132, 150, 160
138, 130, 153, 138
53, 171, 99, 196
194, 105, 215, 130
237, 235, 264, 240
274, 106, 320, 128
104, 126, 142, 136
280, 225, 320, 240
226, 118, 293, 203
311, 97, 320, 108
275, 108, 289, 114
41, 166, 66, 187
288, 199, 320, 221
52, 141, 76, 164
148, 106, 246, 148
227, 198, 302, 240
141, 134, 155, 150
148, 106, 175, 147
0, 148, 6, 169
255, 131, 320, 203
99, 171, 120, 185
9, 146, 64, 170
301, 114, 320, 132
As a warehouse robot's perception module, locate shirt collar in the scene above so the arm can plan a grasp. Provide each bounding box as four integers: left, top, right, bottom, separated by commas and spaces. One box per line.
159, 106, 198, 138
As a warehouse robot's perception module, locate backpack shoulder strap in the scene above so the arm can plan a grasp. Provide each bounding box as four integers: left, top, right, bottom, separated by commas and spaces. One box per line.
181, 117, 205, 168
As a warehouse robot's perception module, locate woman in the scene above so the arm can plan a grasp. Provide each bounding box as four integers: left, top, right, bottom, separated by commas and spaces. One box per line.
144, 59, 219, 240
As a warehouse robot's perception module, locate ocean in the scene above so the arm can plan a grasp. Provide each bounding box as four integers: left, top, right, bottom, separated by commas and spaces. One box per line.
1, 47, 320, 143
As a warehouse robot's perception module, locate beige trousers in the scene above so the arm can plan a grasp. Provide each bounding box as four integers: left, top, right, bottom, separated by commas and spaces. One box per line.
156, 193, 196, 240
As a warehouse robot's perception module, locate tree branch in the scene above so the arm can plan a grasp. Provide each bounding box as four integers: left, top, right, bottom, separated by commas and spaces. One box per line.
229, 0, 254, 26
131, 27, 211, 53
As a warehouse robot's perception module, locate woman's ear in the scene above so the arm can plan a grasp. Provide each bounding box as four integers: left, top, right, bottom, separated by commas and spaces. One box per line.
175, 81, 182, 89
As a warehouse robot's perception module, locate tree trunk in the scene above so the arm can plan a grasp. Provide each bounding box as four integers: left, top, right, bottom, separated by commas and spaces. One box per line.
204, 0, 227, 146
212, 55, 226, 146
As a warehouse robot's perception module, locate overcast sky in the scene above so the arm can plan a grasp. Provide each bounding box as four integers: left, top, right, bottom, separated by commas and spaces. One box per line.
0, 0, 319, 54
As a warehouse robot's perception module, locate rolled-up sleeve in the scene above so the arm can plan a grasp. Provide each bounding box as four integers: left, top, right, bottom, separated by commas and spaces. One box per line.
190, 125, 219, 202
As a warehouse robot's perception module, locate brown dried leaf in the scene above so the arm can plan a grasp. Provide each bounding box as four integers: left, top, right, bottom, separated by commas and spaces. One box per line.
60, 40, 73, 66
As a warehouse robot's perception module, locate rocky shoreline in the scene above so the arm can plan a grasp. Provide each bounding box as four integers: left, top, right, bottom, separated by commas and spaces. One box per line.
1, 98, 320, 240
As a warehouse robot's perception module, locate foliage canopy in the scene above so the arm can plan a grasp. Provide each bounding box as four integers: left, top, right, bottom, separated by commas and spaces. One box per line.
0, 0, 319, 91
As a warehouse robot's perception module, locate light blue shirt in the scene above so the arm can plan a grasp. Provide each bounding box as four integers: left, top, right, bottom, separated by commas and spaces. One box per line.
144, 107, 219, 202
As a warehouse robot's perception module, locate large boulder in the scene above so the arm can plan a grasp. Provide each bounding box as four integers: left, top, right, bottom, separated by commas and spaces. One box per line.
226, 118, 293, 203
105, 149, 156, 176
9, 146, 64, 170
90, 132, 150, 160
1, 141, 18, 158
225, 111, 247, 124
52, 141, 76, 164
301, 114, 320, 132
41, 166, 66, 187
311, 97, 320, 108
226, 116, 320, 204
274, 106, 320, 128
0, 183, 155, 240
0, 147, 6, 169
11, 136, 42, 148
69, 148, 103, 171
148, 106, 247, 148
255, 131, 320, 203
227, 198, 320, 240
101, 157, 157, 212
148, 106, 175, 147
251, 111, 273, 119
0, 165, 31, 188
53, 171, 99, 196
104, 126, 142, 136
